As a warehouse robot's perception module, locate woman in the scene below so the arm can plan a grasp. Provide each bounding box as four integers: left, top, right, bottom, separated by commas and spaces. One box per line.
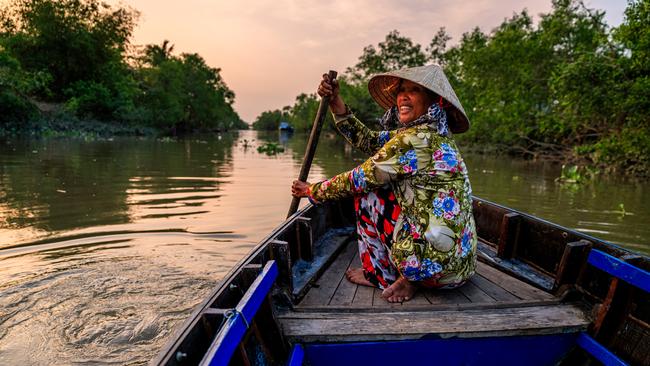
291, 64, 477, 303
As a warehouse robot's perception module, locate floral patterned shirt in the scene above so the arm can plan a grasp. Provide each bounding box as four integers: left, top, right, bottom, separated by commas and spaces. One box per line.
309, 113, 477, 285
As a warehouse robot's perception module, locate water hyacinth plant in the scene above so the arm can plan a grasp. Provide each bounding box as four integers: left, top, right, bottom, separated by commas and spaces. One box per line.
257, 142, 285, 155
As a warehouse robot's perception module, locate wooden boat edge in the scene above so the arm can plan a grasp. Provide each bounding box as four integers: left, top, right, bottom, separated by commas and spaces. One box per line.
152, 196, 650, 365
150, 205, 313, 365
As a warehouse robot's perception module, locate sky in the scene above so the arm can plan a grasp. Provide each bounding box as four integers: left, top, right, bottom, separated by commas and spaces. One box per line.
106, 0, 627, 122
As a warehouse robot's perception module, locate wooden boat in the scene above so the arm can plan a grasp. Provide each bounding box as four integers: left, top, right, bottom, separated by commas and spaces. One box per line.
152, 197, 650, 366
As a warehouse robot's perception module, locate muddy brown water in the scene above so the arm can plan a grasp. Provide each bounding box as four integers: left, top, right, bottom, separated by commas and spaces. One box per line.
1, 130, 647, 364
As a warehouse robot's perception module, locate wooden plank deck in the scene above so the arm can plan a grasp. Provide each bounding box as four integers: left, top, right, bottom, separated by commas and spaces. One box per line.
296, 242, 556, 311
281, 243, 589, 343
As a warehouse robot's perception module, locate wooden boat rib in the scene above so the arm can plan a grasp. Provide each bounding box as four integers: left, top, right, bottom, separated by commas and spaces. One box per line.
153, 197, 650, 366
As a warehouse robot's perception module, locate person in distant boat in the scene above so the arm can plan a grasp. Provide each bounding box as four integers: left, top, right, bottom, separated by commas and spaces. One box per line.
291, 64, 477, 303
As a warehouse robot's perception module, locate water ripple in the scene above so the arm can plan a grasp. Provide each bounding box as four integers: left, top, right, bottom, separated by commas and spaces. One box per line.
0, 239, 226, 365
1, 131, 647, 365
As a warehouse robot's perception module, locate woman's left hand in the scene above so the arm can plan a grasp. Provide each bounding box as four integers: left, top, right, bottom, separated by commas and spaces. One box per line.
291, 180, 310, 197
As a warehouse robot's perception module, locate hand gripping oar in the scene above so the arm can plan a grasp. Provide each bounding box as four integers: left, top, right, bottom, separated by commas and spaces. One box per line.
287, 70, 337, 218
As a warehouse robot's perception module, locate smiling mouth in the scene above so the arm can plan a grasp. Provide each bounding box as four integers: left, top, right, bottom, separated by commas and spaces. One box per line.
399, 105, 413, 113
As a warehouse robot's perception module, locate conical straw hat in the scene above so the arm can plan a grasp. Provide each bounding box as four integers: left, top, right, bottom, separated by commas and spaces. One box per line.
368, 64, 470, 133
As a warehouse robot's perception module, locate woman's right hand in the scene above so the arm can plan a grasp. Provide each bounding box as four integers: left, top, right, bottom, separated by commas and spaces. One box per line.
291, 180, 311, 198
318, 74, 346, 115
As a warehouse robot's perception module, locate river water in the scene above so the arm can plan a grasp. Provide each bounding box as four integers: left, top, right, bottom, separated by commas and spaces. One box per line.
1, 130, 648, 365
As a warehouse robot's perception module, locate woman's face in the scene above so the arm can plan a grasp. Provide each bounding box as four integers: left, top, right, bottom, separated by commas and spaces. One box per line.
396, 80, 433, 124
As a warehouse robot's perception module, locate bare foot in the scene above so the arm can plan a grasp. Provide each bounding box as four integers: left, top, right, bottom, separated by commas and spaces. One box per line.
381, 277, 416, 303
345, 268, 375, 287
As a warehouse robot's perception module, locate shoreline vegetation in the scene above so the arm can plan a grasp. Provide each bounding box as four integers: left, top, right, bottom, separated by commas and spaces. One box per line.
253, 0, 650, 179
0, 0, 247, 140
1, 1, 648, 179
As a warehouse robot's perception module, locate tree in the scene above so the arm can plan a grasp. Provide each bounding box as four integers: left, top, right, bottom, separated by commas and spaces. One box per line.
143, 40, 174, 67
346, 30, 427, 82
337, 77, 383, 126
426, 27, 451, 66
136, 44, 244, 132
317, 31, 428, 129
252, 109, 287, 130
0, 44, 40, 131
0, 0, 246, 133
286, 93, 319, 131
613, 0, 650, 128
0, 0, 138, 98
559, 0, 650, 175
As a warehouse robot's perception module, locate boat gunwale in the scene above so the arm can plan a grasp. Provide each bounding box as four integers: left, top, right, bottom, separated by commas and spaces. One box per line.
151, 204, 313, 365
472, 196, 649, 262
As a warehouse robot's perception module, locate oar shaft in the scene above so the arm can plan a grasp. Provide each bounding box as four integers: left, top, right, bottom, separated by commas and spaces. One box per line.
287, 70, 337, 218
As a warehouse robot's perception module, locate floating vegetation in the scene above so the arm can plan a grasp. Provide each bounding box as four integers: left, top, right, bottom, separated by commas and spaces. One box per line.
555, 164, 598, 184
257, 142, 285, 155
614, 203, 635, 220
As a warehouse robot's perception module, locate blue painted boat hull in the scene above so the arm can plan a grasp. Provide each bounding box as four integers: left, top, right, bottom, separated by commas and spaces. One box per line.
302, 334, 579, 366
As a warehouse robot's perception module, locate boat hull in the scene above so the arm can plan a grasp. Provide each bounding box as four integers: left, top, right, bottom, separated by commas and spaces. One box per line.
153, 197, 650, 366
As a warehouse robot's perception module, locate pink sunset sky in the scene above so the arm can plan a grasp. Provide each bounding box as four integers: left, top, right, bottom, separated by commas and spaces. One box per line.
109, 1, 626, 123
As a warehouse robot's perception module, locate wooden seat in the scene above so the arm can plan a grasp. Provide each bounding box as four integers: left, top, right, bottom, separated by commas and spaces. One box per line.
278, 304, 589, 342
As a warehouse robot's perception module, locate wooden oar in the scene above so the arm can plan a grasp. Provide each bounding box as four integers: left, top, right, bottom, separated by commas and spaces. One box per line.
287, 70, 337, 218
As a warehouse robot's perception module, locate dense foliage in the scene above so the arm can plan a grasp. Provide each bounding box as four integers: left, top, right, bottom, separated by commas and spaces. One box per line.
134, 41, 242, 132
446, 0, 650, 177
251, 108, 289, 131
0, 46, 41, 131
255, 0, 649, 177
0, 0, 246, 135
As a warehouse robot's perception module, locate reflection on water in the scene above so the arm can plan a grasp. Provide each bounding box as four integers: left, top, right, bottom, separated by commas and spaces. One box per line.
463, 153, 650, 254
0, 131, 329, 365
0, 130, 648, 364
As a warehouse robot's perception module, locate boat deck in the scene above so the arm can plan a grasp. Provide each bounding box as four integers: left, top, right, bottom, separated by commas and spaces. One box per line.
296, 241, 555, 311
278, 241, 590, 343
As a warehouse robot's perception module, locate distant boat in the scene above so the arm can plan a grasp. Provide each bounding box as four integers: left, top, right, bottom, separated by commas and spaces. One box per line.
279, 122, 294, 132
153, 197, 649, 366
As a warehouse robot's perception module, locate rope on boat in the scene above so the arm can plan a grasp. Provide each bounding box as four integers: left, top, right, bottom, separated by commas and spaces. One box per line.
225, 308, 250, 329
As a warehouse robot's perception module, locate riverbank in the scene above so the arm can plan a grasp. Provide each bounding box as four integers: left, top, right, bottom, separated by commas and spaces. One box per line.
0, 111, 248, 140
455, 137, 650, 181
454, 140, 642, 181
0, 116, 156, 139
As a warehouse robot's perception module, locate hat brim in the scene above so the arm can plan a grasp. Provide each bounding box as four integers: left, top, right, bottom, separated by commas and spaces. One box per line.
368, 66, 470, 134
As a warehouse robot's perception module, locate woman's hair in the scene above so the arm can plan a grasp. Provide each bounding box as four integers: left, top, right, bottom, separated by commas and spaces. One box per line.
426, 89, 440, 106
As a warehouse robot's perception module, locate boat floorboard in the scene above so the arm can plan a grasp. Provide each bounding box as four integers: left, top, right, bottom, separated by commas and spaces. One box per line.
281, 242, 589, 343
296, 241, 555, 311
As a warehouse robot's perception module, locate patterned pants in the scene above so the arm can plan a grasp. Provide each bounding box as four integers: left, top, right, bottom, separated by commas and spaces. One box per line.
354, 187, 401, 290
355, 188, 467, 290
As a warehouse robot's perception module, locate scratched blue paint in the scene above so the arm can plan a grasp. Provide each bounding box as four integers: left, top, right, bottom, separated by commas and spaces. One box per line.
588, 249, 650, 293
287, 344, 305, 366
205, 312, 248, 366
577, 333, 628, 366
202, 261, 278, 366
237, 261, 278, 324
302, 334, 579, 366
